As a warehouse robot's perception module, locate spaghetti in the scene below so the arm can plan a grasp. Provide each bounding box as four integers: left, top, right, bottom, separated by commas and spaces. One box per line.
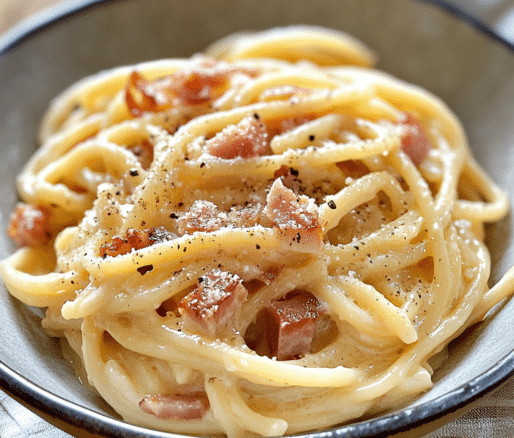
1, 26, 513, 436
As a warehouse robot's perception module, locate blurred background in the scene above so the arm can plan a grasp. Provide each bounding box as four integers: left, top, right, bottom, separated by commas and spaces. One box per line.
0, 0, 58, 34
1, 0, 514, 43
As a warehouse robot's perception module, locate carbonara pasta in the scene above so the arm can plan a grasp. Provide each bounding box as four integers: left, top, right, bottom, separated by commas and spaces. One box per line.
1, 26, 513, 436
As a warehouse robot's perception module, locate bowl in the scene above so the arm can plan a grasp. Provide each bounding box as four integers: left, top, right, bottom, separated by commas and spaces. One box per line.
1, 0, 514, 436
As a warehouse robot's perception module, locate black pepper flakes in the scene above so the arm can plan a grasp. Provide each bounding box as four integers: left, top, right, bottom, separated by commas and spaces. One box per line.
129, 169, 139, 177
137, 264, 154, 275
327, 200, 337, 210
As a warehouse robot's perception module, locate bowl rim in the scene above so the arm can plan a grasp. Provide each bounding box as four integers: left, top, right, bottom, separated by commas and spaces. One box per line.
1, 0, 514, 55
0, 0, 513, 436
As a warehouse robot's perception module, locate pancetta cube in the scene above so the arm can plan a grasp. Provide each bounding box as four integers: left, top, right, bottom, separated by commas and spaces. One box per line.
178, 269, 248, 337
265, 179, 323, 253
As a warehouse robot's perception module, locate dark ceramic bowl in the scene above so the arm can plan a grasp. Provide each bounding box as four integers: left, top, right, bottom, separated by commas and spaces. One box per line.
0, 0, 513, 436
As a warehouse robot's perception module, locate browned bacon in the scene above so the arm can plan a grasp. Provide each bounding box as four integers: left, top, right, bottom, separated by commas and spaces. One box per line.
205, 115, 269, 159
178, 270, 248, 337
177, 200, 227, 235
265, 179, 323, 252
273, 165, 292, 180
258, 265, 282, 285
100, 226, 171, 258
139, 392, 209, 420
8, 203, 51, 247
125, 61, 243, 117
100, 236, 132, 258
266, 291, 325, 360
398, 113, 432, 166
336, 160, 369, 179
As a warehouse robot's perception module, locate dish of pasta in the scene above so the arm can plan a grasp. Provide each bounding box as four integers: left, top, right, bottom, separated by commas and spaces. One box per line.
1, 25, 513, 437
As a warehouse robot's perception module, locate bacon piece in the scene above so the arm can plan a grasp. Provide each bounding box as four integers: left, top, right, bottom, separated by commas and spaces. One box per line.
176, 69, 222, 105
125, 71, 163, 117
125, 61, 241, 117
8, 203, 52, 247
258, 265, 282, 285
100, 226, 172, 258
398, 113, 432, 166
128, 139, 154, 170
230, 203, 264, 229
139, 392, 209, 420
178, 269, 248, 337
205, 116, 269, 159
265, 179, 323, 252
177, 200, 227, 235
336, 160, 369, 179
266, 291, 325, 360
100, 236, 132, 258
127, 228, 155, 249
273, 165, 291, 179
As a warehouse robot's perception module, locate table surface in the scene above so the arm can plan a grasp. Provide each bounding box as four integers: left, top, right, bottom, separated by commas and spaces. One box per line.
0, 0, 513, 437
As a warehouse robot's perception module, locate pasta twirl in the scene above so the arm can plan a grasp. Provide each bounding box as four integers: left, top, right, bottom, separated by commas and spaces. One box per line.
1, 25, 513, 437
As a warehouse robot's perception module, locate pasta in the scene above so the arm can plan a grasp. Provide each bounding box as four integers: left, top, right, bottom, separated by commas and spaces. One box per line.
1, 25, 513, 437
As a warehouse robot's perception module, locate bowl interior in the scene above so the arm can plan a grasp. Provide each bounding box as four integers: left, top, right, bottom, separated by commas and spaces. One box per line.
0, 0, 513, 436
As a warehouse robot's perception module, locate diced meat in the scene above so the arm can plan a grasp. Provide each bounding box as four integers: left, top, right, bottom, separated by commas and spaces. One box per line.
100, 236, 132, 258
336, 160, 369, 179
175, 68, 224, 105
100, 226, 172, 257
227, 203, 265, 229
128, 139, 154, 170
139, 392, 209, 420
266, 291, 325, 361
125, 71, 165, 117
125, 61, 248, 117
265, 179, 323, 252
8, 203, 52, 247
398, 113, 432, 166
273, 165, 292, 179
148, 226, 176, 243
205, 115, 269, 159
258, 265, 282, 285
178, 269, 248, 337
126, 228, 154, 250
273, 165, 301, 181
177, 201, 227, 235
